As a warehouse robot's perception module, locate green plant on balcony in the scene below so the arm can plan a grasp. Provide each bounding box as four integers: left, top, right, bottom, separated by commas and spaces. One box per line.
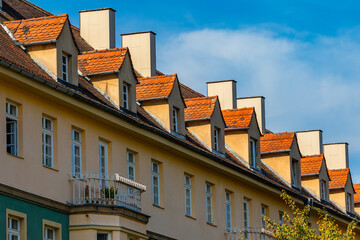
102, 186, 118, 199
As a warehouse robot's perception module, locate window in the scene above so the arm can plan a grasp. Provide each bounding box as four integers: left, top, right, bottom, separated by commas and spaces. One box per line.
62, 55, 68, 82
261, 205, 267, 229
279, 211, 284, 225
8, 217, 20, 240
6, 102, 18, 156
172, 108, 179, 132
184, 174, 192, 216
214, 127, 219, 151
243, 199, 250, 240
123, 84, 129, 110
225, 191, 232, 230
97, 233, 109, 240
99, 141, 108, 187
206, 183, 213, 224
152, 161, 160, 206
291, 159, 298, 187
321, 180, 326, 201
347, 193, 352, 212
250, 139, 257, 168
72, 129, 81, 177
45, 227, 55, 240
42, 117, 53, 168
127, 151, 135, 180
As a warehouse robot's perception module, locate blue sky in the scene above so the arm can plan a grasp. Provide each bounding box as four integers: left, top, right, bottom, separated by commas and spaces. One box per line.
33, 0, 360, 180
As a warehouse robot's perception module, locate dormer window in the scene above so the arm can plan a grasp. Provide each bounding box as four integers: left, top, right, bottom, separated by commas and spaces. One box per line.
172, 107, 179, 132
250, 139, 257, 168
214, 127, 219, 151
321, 180, 326, 201
62, 54, 69, 82
347, 193, 352, 212
123, 84, 129, 110
291, 159, 298, 188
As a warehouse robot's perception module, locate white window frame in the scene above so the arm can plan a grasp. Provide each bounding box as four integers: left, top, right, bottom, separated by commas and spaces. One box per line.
184, 174, 192, 217
123, 84, 129, 110
321, 180, 326, 201
6, 102, 18, 156
243, 199, 250, 240
127, 151, 135, 180
206, 183, 213, 224
214, 127, 219, 151
152, 161, 160, 206
8, 217, 20, 240
42, 117, 53, 168
172, 108, 178, 132
347, 193, 352, 212
250, 139, 257, 168
72, 129, 82, 177
62, 55, 69, 82
99, 141, 108, 188
225, 191, 232, 230
261, 205, 267, 229
45, 227, 55, 240
291, 159, 298, 187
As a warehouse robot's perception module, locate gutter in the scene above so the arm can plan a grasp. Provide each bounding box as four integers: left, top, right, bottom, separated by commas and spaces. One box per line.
185, 117, 211, 122
22, 40, 57, 46
85, 70, 119, 77
301, 173, 320, 177
261, 149, 291, 155
138, 97, 168, 102
225, 127, 249, 131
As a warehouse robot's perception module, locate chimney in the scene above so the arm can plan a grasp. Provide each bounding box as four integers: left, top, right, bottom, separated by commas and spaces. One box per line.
237, 96, 266, 134
79, 8, 116, 50
296, 130, 323, 156
121, 31, 156, 77
207, 80, 237, 110
324, 143, 349, 170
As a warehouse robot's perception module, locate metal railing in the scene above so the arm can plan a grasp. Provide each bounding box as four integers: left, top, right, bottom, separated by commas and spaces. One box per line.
70, 172, 146, 212
225, 227, 275, 240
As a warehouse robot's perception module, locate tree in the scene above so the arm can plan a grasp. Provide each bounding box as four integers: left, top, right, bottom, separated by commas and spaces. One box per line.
263, 190, 356, 240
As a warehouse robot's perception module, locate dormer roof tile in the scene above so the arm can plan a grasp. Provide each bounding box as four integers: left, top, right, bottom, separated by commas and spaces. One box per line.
261, 132, 295, 153
4, 14, 68, 45
222, 107, 254, 129
184, 96, 218, 121
137, 74, 177, 101
329, 169, 349, 189
301, 154, 324, 176
78, 48, 128, 76
354, 183, 360, 203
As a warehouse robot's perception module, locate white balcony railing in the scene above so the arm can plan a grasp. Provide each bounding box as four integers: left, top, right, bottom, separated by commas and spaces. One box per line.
225, 227, 275, 240
70, 172, 146, 212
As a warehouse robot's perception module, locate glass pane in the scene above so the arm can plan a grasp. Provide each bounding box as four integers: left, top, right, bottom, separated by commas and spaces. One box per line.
127, 152, 134, 163
11, 235, 19, 240
11, 218, 19, 230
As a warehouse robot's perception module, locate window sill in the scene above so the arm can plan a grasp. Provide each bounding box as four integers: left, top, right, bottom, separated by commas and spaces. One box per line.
7, 153, 24, 160
153, 204, 165, 210
43, 165, 59, 172
206, 222, 217, 228
185, 215, 196, 220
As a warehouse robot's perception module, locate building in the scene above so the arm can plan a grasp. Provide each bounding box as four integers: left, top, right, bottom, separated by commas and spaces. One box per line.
0, 1, 359, 240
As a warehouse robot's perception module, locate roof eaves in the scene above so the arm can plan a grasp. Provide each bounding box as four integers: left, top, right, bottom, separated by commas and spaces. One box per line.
301, 173, 320, 177
225, 127, 249, 131
23, 40, 57, 46
85, 70, 120, 77
261, 149, 291, 155
185, 117, 211, 122
138, 97, 169, 102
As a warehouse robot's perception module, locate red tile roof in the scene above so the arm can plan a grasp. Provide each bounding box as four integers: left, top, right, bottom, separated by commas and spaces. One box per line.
261, 132, 295, 153
78, 48, 128, 76
4, 14, 68, 45
137, 74, 177, 101
301, 154, 324, 176
222, 107, 254, 129
329, 169, 349, 189
184, 96, 218, 121
354, 184, 360, 203
1, 0, 52, 21
180, 83, 205, 99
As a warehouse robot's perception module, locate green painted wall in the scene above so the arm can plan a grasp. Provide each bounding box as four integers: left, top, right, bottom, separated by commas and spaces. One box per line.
0, 194, 69, 240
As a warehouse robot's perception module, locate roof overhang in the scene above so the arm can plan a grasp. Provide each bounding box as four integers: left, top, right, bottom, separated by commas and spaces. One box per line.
261, 149, 291, 155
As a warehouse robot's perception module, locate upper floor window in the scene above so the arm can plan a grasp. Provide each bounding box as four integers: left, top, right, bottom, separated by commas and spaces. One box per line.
62, 55, 69, 82
225, 191, 232, 230
123, 84, 129, 110
42, 117, 53, 168
44, 227, 55, 240
243, 199, 250, 240
184, 174, 192, 217
250, 139, 257, 168
8, 217, 20, 240
214, 127, 219, 151
99, 141, 108, 187
72, 129, 81, 177
172, 107, 179, 133
321, 180, 326, 201
97, 232, 110, 240
206, 183, 213, 224
6, 102, 18, 156
291, 159, 298, 188
127, 151, 135, 180
152, 161, 160, 206
279, 211, 284, 225
347, 193, 352, 212
261, 205, 267, 229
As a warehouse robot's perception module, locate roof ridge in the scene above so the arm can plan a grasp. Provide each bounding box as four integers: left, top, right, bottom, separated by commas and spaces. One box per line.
80, 48, 128, 55
3, 14, 68, 24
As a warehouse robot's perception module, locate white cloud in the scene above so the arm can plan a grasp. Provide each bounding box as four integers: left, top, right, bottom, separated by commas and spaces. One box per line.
157, 27, 360, 174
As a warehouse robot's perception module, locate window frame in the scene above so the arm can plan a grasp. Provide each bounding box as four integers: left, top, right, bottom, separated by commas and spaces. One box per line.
320, 180, 326, 201
172, 107, 179, 133
6, 209, 27, 240
184, 174, 192, 217
205, 183, 213, 224
249, 138, 257, 168
6, 101, 19, 156
213, 127, 219, 151
291, 159, 298, 188
71, 129, 82, 177
123, 83, 129, 110
261, 205, 268, 229
347, 193, 352, 212
152, 161, 160, 206
279, 211, 284, 225
42, 117, 54, 168
62, 55, 69, 82
243, 199, 250, 240
225, 191, 232, 230
44, 227, 55, 240
97, 232, 110, 240
127, 151, 135, 181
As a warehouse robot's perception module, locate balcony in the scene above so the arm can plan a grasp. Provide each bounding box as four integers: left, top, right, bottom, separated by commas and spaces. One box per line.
225, 227, 275, 240
70, 172, 146, 212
